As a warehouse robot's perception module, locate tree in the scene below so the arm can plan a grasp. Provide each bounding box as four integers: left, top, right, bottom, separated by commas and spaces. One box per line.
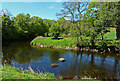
94, 2, 115, 40
83, 2, 117, 47
114, 2, 120, 40
88, 2, 120, 40
49, 22, 62, 39
2, 14, 15, 40
57, 1, 89, 47
13, 13, 27, 39
56, 18, 67, 36
30, 16, 47, 37
44, 19, 56, 37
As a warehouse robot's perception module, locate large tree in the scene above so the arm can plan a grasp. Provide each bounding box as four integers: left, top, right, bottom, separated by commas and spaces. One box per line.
30, 16, 47, 37
44, 19, 56, 37
57, 1, 89, 46
88, 2, 120, 40
114, 1, 120, 40
49, 22, 62, 39
2, 14, 15, 40
87, 2, 112, 40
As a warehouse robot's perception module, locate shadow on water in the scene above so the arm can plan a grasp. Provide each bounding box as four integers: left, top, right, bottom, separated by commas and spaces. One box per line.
2, 41, 120, 80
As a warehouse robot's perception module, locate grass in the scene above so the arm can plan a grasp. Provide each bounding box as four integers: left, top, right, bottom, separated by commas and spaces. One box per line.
104, 28, 116, 40
31, 37, 77, 48
31, 28, 119, 49
0, 65, 2, 80
2, 65, 56, 79
1, 66, 101, 81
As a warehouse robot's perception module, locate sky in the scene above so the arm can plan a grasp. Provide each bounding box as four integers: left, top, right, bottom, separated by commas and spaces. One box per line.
2, 2, 63, 20
1, 0, 118, 20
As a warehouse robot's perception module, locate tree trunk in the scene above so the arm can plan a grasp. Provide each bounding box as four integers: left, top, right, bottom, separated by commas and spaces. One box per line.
116, 25, 120, 40
102, 34, 104, 40
91, 40, 95, 48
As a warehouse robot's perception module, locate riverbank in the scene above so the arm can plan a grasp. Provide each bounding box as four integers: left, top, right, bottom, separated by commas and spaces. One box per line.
1, 65, 101, 80
30, 36, 120, 53
2, 65, 56, 79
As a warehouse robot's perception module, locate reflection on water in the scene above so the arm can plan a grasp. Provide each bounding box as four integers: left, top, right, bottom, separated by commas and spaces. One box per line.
2, 42, 120, 79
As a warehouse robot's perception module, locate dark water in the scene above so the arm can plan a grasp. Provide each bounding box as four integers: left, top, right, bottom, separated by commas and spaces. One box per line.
2, 42, 120, 79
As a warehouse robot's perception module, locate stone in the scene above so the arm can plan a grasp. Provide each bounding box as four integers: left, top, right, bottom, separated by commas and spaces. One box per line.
41, 45, 44, 47
51, 63, 58, 68
65, 46, 70, 49
59, 47, 62, 49
85, 49, 89, 52
107, 48, 111, 53
74, 47, 78, 50
59, 58, 65, 62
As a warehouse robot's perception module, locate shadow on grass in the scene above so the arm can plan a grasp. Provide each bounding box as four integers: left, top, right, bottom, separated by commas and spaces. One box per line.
52, 37, 63, 40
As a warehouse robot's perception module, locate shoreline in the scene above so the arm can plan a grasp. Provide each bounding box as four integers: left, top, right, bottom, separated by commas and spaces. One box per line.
2, 65, 56, 79
2, 65, 102, 80
31, 41, 120, 54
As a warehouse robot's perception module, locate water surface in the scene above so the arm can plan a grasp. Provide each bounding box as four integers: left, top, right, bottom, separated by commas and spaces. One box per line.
2, 42, 120, 79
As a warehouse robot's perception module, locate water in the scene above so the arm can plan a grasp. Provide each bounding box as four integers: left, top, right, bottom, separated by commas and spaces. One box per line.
2, 41, 120, 79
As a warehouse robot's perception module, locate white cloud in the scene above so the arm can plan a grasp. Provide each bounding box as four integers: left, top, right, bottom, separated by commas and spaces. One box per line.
56, 0, 62, 2
49, 6, 54, 9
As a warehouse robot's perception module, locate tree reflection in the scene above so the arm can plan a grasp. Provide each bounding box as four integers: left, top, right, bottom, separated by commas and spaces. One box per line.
2, 42, 44, 65
49, 51, 61, 62
112, 56, 119, 78
100, 55, 106, 66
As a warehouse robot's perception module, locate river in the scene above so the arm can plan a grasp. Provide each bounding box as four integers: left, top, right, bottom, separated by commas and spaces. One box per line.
2, 41, 120, 80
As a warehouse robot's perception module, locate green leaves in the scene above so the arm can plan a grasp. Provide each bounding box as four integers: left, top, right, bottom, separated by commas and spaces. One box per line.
2, 13, 47, 40
49, 22, 62, 39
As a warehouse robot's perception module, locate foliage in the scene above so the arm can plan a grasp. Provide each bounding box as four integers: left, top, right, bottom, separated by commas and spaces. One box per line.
49, 22, 62, 39
2, 14, 15, 40
88, 2, 120, 40
44, 19, 56, 37
31, 28, 117, 49
0, 65, 2, 80
2, 14, 48, 40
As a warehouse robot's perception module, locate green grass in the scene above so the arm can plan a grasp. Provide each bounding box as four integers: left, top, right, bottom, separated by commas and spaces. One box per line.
0, 65, 2, 80
104, 28, 116, 40
2, 65, 56, 79
31, 37, 77, 48
31, 28, 119, 49
1, 66, 101, 80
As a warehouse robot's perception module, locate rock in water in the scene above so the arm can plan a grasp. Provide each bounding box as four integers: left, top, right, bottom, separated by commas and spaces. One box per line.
51, 63, 58, 68
59, 58, 65, 62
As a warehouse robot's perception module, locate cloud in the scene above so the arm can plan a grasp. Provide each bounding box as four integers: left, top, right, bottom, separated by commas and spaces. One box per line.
49, 6, 54, 9
56, 0, 62, 2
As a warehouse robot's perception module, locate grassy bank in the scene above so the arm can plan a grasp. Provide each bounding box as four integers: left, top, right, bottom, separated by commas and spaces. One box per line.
30, 28, 120, 53
31, 37, 119, 51
2, 65, 55, 79
1, 66, 101, 81
31, 37, 77, 48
